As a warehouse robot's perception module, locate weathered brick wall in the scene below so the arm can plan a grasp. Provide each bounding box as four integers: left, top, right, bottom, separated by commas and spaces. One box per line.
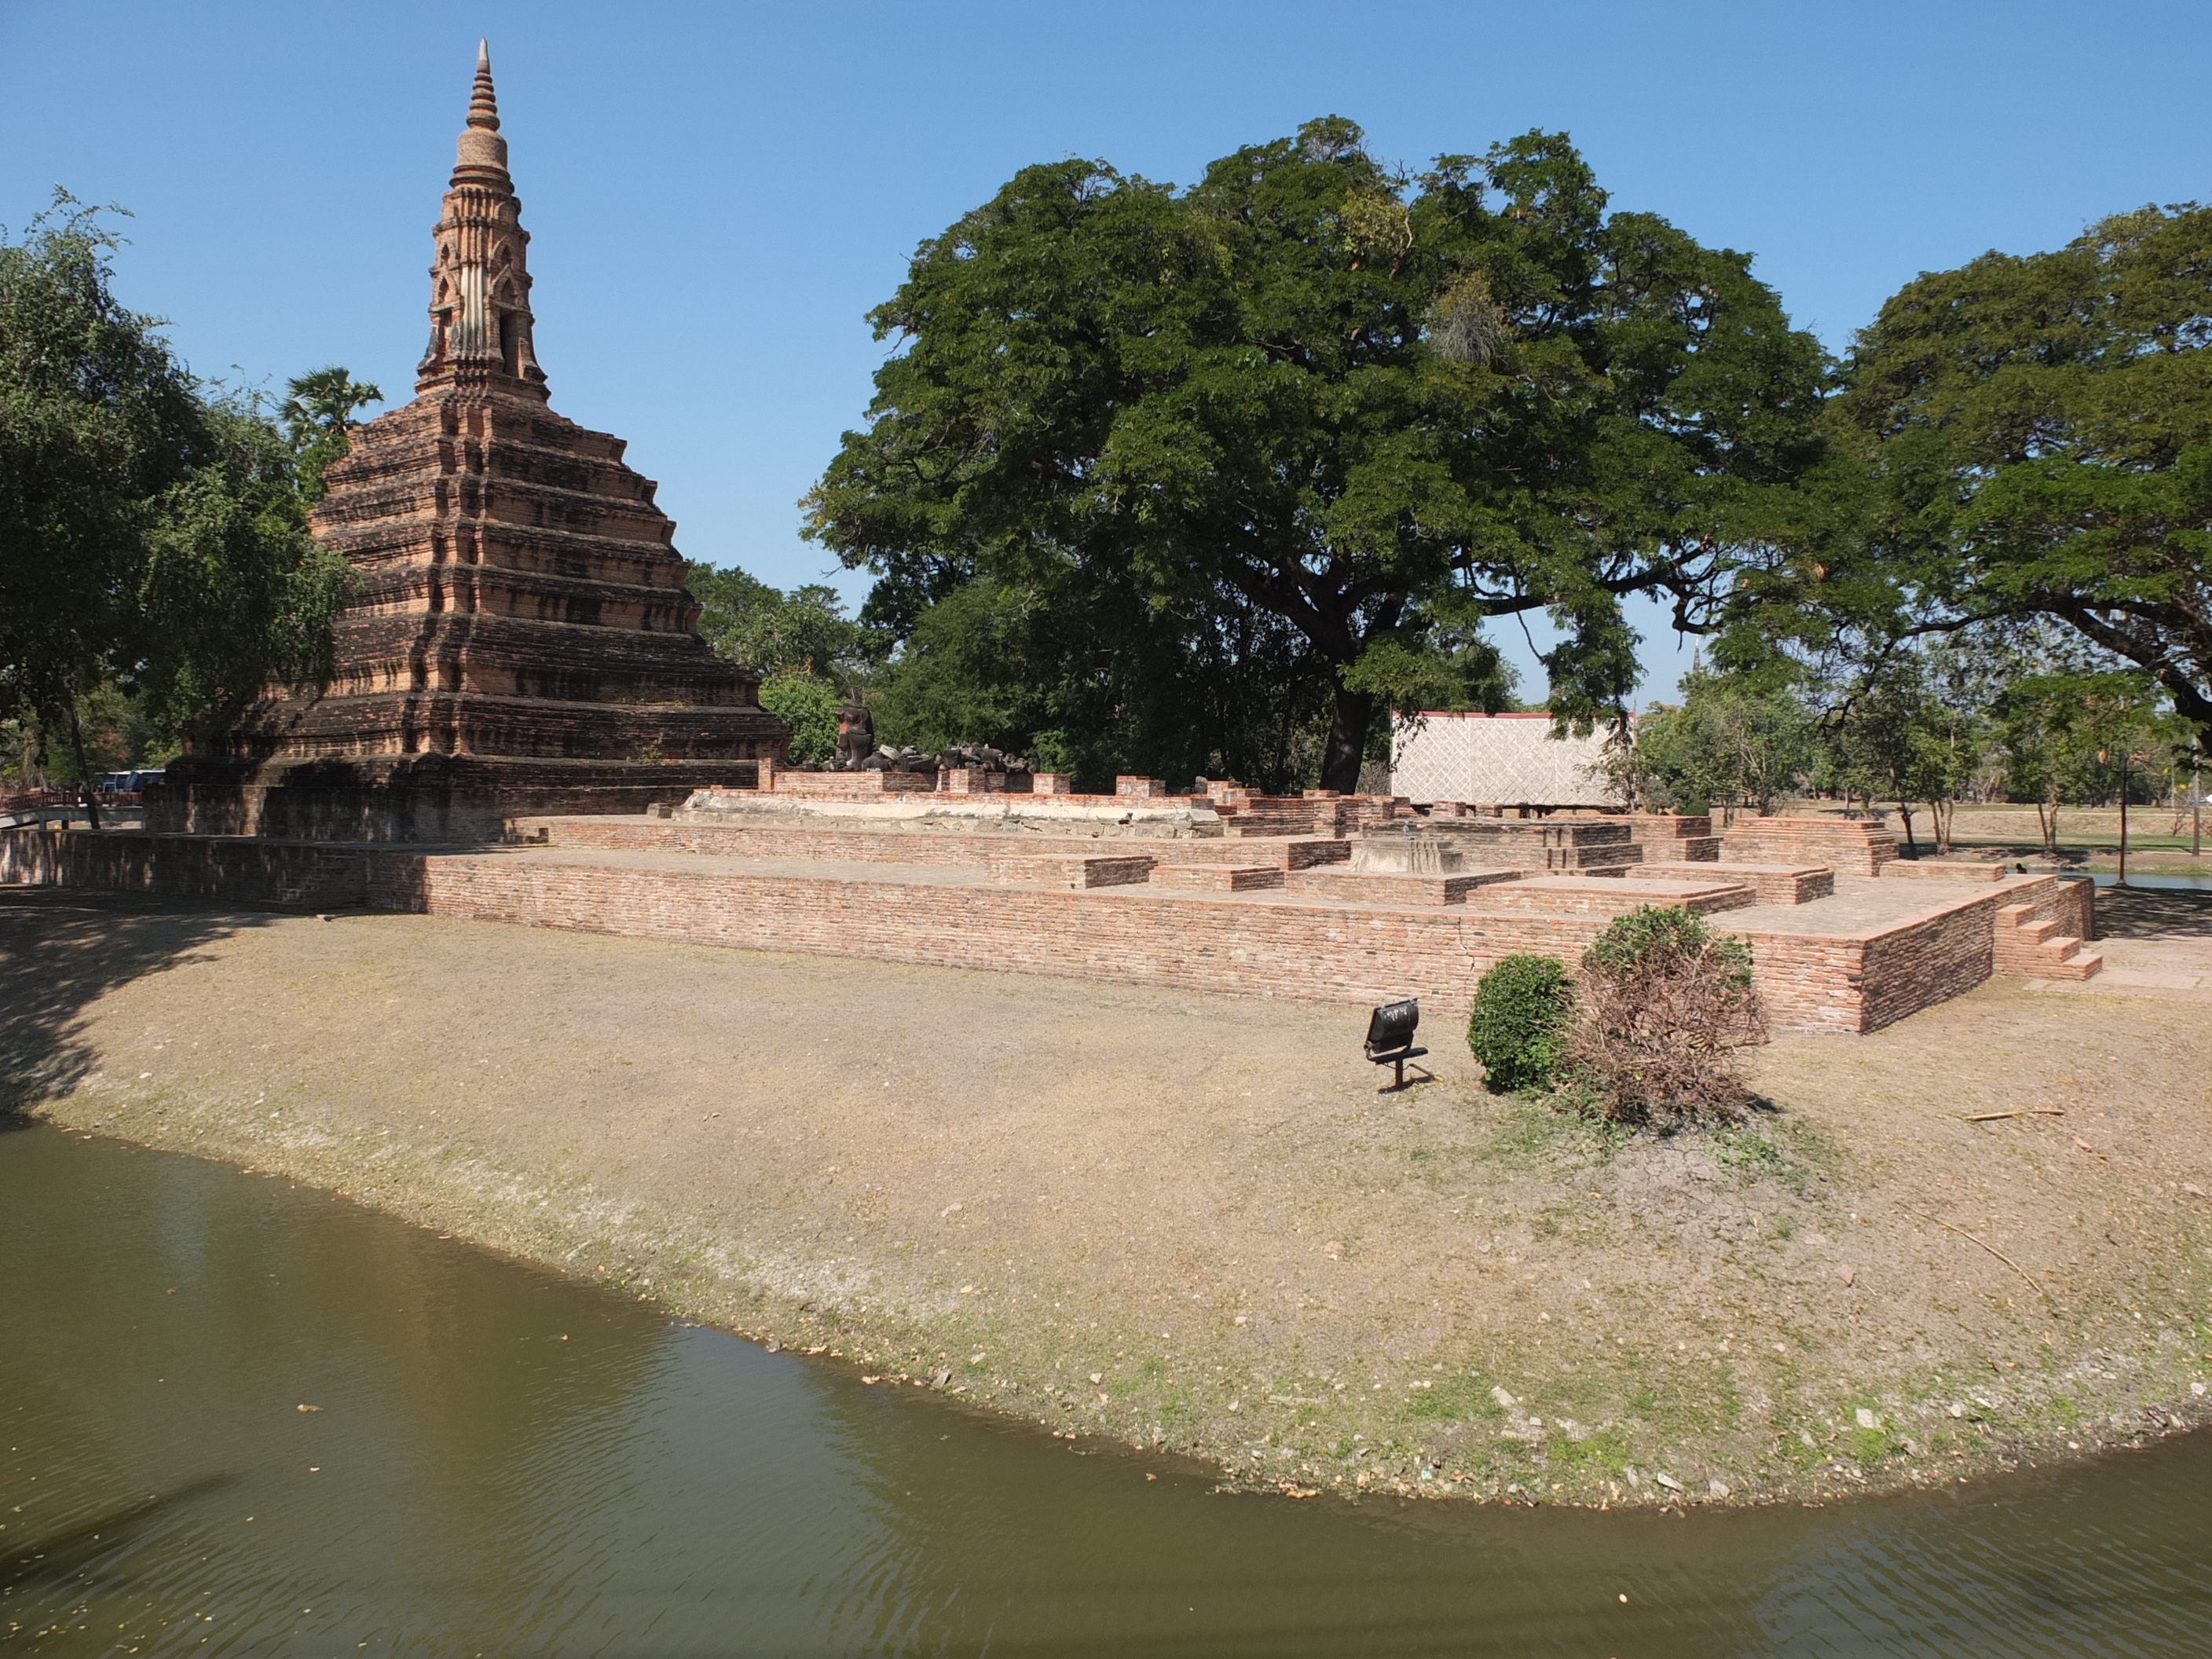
1882, 861, 2005, 882
0, 828, 374, 909
1722, 818, 1899, 877
393, 853, 1621, 1021
1854, 906, 1996, 1032
1283, 870, 1508, 906
519, 816, 1350, 870
984, 854, 1154, 889
1725, 929, 1868, 1035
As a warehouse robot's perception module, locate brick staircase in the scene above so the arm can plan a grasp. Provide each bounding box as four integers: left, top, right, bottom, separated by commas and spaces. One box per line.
1995, 903, 2104, 980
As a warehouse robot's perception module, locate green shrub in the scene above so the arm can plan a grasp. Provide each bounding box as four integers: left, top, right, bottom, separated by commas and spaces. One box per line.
758, 671, 843, 763
1566, 905, 1766, 1122
1467, 954, 1573, 1093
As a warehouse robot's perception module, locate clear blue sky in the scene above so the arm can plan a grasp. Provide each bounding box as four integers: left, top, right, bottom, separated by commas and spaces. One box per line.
5, 1, 2207, 705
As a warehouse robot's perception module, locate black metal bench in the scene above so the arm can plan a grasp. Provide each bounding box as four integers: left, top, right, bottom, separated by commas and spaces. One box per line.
1364, 998, 1431, 1091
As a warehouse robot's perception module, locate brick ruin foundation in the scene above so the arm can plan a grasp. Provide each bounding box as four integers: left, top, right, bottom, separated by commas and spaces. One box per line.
6, 783, 2101, 1035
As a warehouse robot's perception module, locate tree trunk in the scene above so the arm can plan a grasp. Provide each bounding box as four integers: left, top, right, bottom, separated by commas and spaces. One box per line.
67, 702, 102, 831
1319, 683, 1375, 794
1895, 800, 1916, 855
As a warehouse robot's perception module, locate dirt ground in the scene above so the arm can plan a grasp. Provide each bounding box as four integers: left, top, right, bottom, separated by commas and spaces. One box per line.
6, 885, 2211, 1509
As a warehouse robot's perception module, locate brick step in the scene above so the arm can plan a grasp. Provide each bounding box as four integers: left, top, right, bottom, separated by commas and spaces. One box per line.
1143, 837, 1349, 870
1283, 868, 1520, 906
1148, 863, 1285, 892
984, 854, 1154, 889
1994, 899, 2105, 980
1881, 859, 2008, 882
2042, 950, 2104, 981
1469, 875, 1756, 917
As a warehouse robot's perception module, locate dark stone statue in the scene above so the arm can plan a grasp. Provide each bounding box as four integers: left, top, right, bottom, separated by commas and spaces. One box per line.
832, 699, 876, 771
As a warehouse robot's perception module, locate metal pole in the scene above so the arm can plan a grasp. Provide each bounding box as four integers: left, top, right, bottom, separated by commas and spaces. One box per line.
2119, 752, 2129, 886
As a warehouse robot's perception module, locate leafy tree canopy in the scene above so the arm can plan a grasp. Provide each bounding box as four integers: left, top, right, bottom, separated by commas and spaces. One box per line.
806, 119, 1830, 789
0, 195, 346, 774
687, 562, 881, 689
1606, 668, 1814, 815
1737, 203, 2212, 742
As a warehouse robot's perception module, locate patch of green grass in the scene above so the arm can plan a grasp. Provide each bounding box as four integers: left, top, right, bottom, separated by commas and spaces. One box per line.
1547, 1426, 1634, 1474
1404, 1374, 1506, 1423
1848, 1426, 1893, 1464
1483, 1090, 1628, 1168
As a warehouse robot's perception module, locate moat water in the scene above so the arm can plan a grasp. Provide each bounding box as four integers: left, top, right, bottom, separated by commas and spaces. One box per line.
5, 1120, 2210, 1657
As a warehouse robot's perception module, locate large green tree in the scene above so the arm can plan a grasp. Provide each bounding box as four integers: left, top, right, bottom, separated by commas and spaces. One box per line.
0, 196, 347, 795
806, 119, 1830, 790
1807, 203, 2212, 742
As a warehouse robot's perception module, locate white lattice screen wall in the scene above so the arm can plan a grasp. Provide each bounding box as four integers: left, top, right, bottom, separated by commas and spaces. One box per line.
1390, 713, 1621, 807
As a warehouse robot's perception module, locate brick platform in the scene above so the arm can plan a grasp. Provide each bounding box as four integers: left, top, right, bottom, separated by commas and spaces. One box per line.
3, 819, 2100, 1035
1721, 816, 1899, 877
1472, 874, 1756, 917
1619, 861, 1834, 906
522, 815, 1353, 871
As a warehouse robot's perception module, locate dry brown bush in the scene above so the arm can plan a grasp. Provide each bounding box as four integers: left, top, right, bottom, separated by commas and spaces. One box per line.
1563, 906, 1768, 1122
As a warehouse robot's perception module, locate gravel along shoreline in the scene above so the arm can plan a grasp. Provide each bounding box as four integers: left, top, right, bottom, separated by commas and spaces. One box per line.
9, 889, 2212, 1507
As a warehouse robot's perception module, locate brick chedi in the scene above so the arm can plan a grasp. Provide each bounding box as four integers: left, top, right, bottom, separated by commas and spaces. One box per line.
149, 45, 788, 842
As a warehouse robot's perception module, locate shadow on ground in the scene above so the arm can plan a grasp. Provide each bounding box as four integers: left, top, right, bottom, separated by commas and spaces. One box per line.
0, 889, 269, 1111
2094, 884, 2212, 943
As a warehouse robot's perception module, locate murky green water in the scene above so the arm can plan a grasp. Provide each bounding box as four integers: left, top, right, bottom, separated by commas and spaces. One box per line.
4, 1119, 2209, 1657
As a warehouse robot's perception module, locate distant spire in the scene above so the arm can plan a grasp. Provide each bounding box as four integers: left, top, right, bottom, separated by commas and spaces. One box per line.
468, 40, 500, 131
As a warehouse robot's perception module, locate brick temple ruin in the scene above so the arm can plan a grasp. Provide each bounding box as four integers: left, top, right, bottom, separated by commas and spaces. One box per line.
5, 48, 2102, 1040
13, 762, 2100, 1035
146, 45, 789, 843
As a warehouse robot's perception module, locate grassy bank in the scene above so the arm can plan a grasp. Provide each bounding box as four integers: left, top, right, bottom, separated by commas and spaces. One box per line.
6, 889, 2210, 1508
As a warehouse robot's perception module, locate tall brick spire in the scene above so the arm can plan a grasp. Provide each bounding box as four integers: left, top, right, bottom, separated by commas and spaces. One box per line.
418, 40, 547, 398
171, 38, 789, 837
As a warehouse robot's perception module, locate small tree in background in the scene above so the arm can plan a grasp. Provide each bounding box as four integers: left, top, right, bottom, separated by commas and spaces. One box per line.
687, 563, 885, 763
1565, 906, 1767, 1122
1466, 954, 1573, 1093
279, 365, 382, 503
1825, 654, 1982, 854
1602, 670, 1813, 819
